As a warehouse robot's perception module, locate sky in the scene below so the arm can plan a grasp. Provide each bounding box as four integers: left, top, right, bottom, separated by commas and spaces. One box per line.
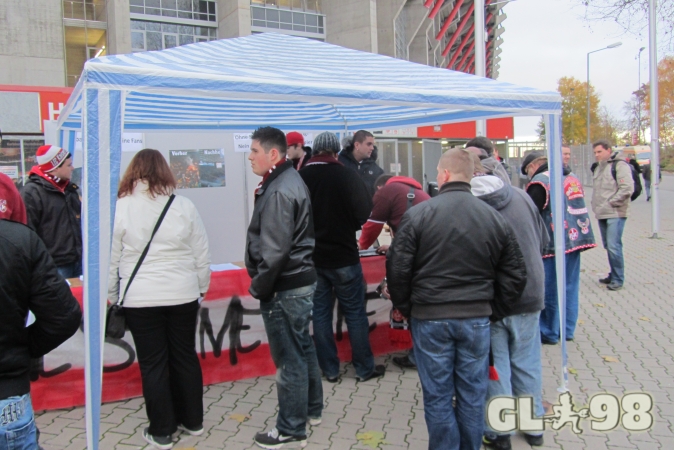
497, 0, 662, 141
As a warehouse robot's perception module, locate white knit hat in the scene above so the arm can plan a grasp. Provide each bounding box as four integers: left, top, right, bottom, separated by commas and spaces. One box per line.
35, 145, 70, 172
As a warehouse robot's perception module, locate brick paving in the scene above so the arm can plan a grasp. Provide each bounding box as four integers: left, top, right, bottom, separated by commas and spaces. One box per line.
35, 175, 674, 449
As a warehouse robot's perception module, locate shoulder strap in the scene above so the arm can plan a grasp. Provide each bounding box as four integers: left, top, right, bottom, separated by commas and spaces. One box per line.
406, 186, 416, 211
118, 194, 175, 306
611, 160, 618, 181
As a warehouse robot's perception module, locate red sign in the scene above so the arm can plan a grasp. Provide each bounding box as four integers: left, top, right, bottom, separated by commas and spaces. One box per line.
418, 117, 514, 140
0, 85, 73, 131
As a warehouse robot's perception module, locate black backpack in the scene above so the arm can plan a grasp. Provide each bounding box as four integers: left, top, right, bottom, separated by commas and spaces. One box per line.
612, 160, 642, 201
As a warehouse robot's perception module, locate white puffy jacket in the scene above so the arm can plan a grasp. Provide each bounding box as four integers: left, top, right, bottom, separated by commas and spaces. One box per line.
107, 181, 211, 308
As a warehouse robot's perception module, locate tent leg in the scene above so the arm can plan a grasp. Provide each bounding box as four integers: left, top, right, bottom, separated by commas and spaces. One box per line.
545, 114, 569, 393
83, 88, 123, 450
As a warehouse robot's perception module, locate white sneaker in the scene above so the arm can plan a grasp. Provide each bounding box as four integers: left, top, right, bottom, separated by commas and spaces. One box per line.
177, 423, 204, 436
308, 417, 322, 426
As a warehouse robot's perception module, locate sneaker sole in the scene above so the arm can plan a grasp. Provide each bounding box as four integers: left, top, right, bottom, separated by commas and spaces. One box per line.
254, 439, 307, 449
142, 432, 173, 450
177, 424, 204, 436
308, 418, 322, 426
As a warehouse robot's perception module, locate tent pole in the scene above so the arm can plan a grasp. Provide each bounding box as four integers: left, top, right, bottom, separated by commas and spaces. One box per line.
648, 0, 660, 238
545, 113, 568, 393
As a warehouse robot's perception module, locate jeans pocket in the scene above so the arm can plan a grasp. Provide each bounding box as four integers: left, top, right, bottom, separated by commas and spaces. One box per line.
470, 320, 491, 356
5, 416, 36, 449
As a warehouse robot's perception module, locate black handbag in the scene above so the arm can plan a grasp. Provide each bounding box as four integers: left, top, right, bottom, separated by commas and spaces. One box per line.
105, 194, 176, 339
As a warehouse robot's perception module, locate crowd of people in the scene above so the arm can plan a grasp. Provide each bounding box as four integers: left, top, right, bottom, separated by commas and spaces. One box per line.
0, 132, 638, 450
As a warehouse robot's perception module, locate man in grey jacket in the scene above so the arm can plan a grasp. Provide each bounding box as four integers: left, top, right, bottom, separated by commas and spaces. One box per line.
591, 140, 634, 291
245, 127, 323, 449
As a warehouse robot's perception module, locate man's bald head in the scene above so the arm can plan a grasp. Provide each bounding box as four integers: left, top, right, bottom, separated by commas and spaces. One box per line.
466, 146, 489, 160
437, 147, 474, 187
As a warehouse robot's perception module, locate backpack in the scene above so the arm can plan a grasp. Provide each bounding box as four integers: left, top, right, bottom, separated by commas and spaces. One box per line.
612, 160, 642, 201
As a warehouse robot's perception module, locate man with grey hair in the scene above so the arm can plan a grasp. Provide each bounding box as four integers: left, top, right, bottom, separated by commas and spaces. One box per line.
300, 132, 385, 384
387, 147, 527, 450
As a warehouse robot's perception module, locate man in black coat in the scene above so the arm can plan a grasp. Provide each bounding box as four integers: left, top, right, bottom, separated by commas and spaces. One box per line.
387, 147, 527, 450
0, 188, 82, 448
300, 131, 385, 384
338, 130, 382, 197
21, 145, 82, 278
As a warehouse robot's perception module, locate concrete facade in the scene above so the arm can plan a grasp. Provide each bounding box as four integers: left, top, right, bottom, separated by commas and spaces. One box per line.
217, 0, 251, 39
0, 0, 65, 86
320, 0, 378, 54
106, 0, 131, 56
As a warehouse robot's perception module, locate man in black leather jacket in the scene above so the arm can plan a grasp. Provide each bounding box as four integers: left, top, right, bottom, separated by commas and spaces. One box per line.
0, 189, 81, 448
245, 127, 322, 449
386, 148, 527, 450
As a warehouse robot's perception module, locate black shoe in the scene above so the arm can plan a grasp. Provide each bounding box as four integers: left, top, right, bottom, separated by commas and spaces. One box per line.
325, 374, 339, 383
178, 423, 204, 436
607, 283, 623, 291
541, 337, 557, 345
523, 433, 544, 446
254, 427, 307, 449
356, 364, 386, 382
392, 356, 417, 369
483, 434, 512, 450
566, 337, 574, 342
599, 276, 612, 284
142, 428, 173, 450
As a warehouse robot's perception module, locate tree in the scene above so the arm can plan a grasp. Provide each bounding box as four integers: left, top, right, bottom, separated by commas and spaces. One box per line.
623, 86, 648, 144
537, 76, 601, 144
595, 106, 625, 145
644, 55, 674, 149
576, 1, 674, 48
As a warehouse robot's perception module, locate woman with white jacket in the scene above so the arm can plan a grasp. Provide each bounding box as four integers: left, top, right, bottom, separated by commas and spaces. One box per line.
108, 149, 210, 450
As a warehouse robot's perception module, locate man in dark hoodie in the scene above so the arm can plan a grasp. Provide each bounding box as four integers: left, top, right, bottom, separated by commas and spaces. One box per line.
465, 136, 511, 185
522, 151, 596, 346
338, 130, 382, 197
300, 132, 385, 384
1, 186, 82, 448
21, 145, 82, 278
469, 154, 549, 449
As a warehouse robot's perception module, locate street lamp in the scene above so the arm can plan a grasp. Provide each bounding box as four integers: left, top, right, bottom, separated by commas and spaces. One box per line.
637, 46, 646, 143
586, 42, 622, 146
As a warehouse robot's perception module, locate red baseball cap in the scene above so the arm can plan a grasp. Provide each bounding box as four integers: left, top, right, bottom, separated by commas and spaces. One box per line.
286, 132, 304, 147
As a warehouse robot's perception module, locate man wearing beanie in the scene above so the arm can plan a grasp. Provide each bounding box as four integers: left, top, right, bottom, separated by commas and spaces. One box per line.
286, 131, 311, 170
300, 132, 385, 383
21, 145, 83, 278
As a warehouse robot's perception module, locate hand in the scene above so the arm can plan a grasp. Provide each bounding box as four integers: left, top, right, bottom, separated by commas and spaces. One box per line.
376, 245, 390, 255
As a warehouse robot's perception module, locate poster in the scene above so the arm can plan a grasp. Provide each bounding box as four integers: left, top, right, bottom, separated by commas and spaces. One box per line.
0, 165, 19, 179
169, 149, 226, 189
233, 132, 314, 152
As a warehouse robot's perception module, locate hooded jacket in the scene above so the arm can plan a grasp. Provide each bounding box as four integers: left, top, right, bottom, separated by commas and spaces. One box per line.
386, 181, 527, 321
21, 171, 82, 267
338, 149, 384, 198
471, 176, 548, 316
481, 156, 512, 186
0, 173, 27, 224
246, 161, 317, 301
0, 219, 81, 400
591, 153, 634, 219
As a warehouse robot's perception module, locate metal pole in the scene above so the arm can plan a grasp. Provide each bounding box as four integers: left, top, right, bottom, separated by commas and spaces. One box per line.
475, 0, 486, 136
586, 52, 591, 146
638, 48, 644, 143
649, 0, 660, 238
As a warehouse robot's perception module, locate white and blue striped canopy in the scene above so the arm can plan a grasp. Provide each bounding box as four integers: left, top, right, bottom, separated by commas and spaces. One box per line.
58, 32, 560, 132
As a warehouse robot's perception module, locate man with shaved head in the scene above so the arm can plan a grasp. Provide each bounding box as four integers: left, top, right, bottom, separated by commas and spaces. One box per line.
387, 148, 527, 450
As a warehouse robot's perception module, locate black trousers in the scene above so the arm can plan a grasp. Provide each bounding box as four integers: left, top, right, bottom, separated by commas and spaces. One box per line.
125, 300, 203, 436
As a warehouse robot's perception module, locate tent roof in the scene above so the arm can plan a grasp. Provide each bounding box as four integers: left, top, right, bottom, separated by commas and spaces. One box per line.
58, 33, 560, 131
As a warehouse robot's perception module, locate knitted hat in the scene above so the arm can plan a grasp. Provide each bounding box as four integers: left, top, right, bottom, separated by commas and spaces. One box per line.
313, 132, 340, 154
520, 150, 545, 175
35, 145, 70, 172
286, 131, 304, 147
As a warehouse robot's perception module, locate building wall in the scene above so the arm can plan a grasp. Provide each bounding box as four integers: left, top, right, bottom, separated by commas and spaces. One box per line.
320, 0, 378, 53
107, 0, 131, 55
218, 0, 251, 39
0, 0, 65, 86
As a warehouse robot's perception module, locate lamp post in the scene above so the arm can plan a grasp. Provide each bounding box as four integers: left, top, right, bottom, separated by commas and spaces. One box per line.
637, 46, 646, 143
586, 42, 622, 146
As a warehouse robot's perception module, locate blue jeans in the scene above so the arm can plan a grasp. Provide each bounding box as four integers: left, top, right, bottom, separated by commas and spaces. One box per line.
412, 317, 490, 450
260, 284, 323, 437
312, 264, 375, 380
0, 394, 37, 450
541, 251, 581, 342
485, 312, 544, 439
598, 218, 627, 286
56, 261, 82, 279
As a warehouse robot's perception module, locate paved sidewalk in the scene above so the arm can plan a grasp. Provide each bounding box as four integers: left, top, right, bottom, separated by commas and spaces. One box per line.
36, 176, 674, 450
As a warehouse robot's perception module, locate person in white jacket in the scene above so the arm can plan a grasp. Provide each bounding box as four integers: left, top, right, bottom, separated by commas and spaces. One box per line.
108, 149, 211, 450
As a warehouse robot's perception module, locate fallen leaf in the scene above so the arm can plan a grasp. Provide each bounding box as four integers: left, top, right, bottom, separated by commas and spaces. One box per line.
577, 319, 585, 325
356, 431, 388, 448
602, 356, 619, 363
568, 368, 578, 374
594, 303, 605, 308
229, 414, 251, 423
639, 316, 651, 322
580, 269, 586, 273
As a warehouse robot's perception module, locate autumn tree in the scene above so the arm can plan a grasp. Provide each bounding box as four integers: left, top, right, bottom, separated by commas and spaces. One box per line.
644, 55, 674, 149
623, 86, 647, 144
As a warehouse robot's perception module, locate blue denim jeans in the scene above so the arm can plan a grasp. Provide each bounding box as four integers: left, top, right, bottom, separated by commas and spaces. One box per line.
484, 312, 544, 439
541, 250, 581, 342
56, 261, 82, 279
260, 284, 323, 437
0, 394, 37, 450
598, 218, 627, 286
411, 317, 490, 450
312, 264, 375, 380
